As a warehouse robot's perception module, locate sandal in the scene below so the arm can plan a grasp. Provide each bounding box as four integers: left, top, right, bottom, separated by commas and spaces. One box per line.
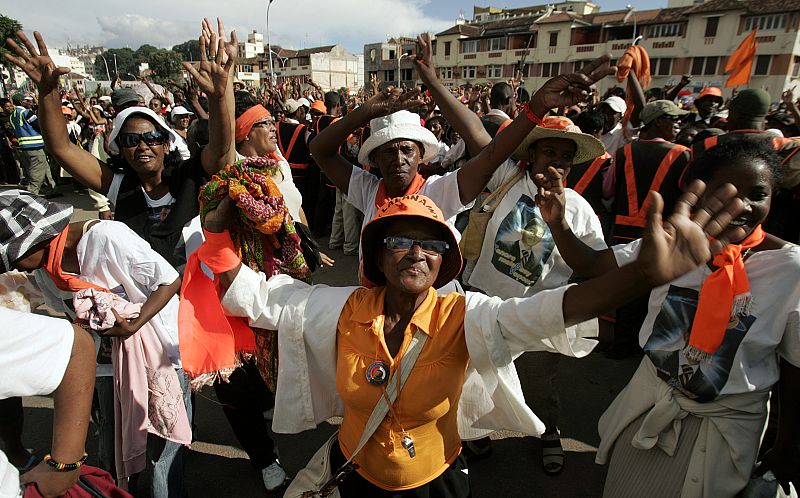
541, 432, 564, 475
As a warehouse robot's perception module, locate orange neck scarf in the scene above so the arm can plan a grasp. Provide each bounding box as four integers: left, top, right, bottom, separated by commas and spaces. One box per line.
44, 225, 108, 293
374, 173, 426, 210
687, 225, 766, 362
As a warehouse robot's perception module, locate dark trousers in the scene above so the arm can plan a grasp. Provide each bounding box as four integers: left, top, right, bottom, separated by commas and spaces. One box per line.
330, 442, 471, 498
0, 397, 24, 456
213, 359, 278, 470
313, 175, 337, 238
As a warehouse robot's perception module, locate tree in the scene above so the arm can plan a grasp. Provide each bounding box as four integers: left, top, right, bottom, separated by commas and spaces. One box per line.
147, 49, 183, 83
93, 47, 136, 81
171, 39, 200, 62
135, 44, 158, 61
0, 14, 23, 67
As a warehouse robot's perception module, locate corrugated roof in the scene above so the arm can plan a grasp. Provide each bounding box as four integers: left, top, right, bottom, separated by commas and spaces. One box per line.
292, 45, 337, 57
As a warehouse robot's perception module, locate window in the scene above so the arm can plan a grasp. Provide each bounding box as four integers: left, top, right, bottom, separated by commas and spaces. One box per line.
400, 68, 413, 81
572, 60, 590, 72
649, 23, 683, 38
650, 58, 672, 76
744, 14, 788, 31
388, 49, 396, 60
431, 40, 437, 56
704, 17, 720, 37
444, 41, 451, 56
383, 69, 395, 82
463, 66, 476, 79
239, 64, 253, 73
753, 55, 771, 75
488, 37, 506, 51
440, 67, 453, 79
487, 65, 503, 78
461, 40, 479, 53
692, 56, 718, 75
541, 62, 560, 78
549, 32, 559, 47
793, 56, 800, 78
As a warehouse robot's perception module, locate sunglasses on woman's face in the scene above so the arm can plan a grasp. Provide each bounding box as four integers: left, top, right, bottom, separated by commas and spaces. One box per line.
252, 119, 276, 129
117, 130, 168, 148
383, 236, 449, 255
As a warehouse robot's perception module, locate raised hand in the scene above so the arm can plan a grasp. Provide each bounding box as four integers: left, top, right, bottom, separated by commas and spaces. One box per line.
782, 87, 795, 107
369, 73, 380, 96
534, 166, 567, 227
636, 180, 745, 287
413, 33, 438, 85
3, 31, 70, 93
183, 17, 237, 99
529, 54, 616, 117
360, 86, 425, 119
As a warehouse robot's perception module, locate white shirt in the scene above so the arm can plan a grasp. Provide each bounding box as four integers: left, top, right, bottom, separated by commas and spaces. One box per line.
35, 222, 182, 369
601, 121, 638, 154
614, 240, 800, 401
0, 308, 74, 498
468, 161, 606, 299
219, 266, 598, 438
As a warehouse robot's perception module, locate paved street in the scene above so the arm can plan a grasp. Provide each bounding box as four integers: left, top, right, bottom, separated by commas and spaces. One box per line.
18, 187, 641, 498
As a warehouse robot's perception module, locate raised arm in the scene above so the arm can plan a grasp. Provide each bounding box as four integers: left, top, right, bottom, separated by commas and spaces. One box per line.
535, 166, 618, 277
627, 71, 647, 128
665, 75, 691, 102
562, 181, 744, 326
184, 18, 238, 176
782, 88, 800, 126
309, 87, 425, 195
457, 54, 616, 204
5, 31, 113, 193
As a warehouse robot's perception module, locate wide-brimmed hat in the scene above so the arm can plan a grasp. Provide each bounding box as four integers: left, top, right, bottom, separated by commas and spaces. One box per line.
360, 194, 462, 289
357, 111, 440, 167
0, 188, 73, 273
170, 105, 194, 119
511, 116, 606, 164
107, 106, 184, 155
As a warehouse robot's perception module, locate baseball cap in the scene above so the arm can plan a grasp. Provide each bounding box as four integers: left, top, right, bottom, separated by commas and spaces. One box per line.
111, 87, 140, 109
601, 96, 627, 114
284, 99, 302, 114
640, 100, 690, 125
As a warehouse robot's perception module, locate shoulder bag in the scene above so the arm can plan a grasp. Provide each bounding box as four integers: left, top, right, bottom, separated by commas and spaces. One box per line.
284, 330, 429, 498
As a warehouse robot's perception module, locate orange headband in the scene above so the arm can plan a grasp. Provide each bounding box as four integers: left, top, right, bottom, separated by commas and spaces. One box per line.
235, 105, 271, 144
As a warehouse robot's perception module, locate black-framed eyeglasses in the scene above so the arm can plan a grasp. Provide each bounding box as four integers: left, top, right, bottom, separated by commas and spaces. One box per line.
658, 114, 683, 122
117, 130, 168, 148
383, 236, 449, 255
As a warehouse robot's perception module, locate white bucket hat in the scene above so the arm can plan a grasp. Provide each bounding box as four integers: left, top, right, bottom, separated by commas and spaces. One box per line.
170, 105, 195, 120
357, 110, 440, 167
107, 107, 185, 155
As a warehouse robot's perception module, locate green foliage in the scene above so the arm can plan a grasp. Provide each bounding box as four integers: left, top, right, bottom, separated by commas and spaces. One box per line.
148, 48, 182, 83
171, 39, 200, 61
0, 14, 23, 68
93, 47, 137, 80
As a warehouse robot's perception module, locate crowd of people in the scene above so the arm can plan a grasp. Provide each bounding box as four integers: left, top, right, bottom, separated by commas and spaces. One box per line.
0, 17, 798, 498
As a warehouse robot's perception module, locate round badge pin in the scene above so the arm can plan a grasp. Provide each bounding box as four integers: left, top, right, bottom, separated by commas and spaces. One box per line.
365, 361, 390, 386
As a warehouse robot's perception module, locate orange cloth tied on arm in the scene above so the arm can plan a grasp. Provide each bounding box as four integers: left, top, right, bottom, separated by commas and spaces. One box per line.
177, 229, 257, 388
616, 46, 651, 125
235, 105, 272, 144
686, 225, 765, 362
725, 30, 758, 88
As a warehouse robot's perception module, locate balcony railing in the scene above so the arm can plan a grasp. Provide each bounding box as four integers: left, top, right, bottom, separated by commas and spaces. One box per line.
573, 44, 596, 53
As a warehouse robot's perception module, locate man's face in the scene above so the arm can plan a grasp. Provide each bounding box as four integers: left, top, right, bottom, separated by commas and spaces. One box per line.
600, 104, 621, 133
695, 96, 720, 118
149, 98, 162, 112
1, 102, 14, 115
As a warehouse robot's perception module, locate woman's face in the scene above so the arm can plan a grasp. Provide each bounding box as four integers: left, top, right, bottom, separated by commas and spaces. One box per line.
704, 157, 773, 242
247, 116, 278, 155
378, 218, 442, 294
426, 120, 444, 140
118, 116, 168, 174
372, 139, 421, 192
174, 114, 191, 130
528, 137, 577, 188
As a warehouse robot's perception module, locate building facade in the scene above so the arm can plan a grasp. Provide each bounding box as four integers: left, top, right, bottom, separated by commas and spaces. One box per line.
365, 0, 800, 102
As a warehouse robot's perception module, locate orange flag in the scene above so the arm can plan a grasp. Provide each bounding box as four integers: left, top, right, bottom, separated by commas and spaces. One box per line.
725, 30, 758, 88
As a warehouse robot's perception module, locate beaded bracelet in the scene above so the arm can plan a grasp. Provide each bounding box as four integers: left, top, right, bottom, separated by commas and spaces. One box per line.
523, 102, 544, 126
44, 452, 88, 472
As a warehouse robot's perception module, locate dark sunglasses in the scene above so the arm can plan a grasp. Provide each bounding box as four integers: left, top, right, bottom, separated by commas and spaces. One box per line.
658, 114, 683, 122
117, 130, 168, 148
383, 236, 449, 255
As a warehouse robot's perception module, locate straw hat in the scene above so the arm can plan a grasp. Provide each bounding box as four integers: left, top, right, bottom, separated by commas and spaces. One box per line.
357, 111, 440, 167
511, 116, 606, 164
360, 195, 462, 289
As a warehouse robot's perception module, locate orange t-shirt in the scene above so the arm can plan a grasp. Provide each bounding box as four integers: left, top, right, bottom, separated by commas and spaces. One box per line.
336, 286, 469, 491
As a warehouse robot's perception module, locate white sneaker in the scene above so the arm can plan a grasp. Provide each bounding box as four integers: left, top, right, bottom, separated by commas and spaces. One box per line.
262, 461, 286, 491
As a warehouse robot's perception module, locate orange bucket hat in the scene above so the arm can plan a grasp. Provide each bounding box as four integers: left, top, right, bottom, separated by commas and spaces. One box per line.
360, 194, 462, 288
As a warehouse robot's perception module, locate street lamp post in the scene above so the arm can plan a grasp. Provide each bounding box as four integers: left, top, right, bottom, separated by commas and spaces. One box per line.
266, 0, 276, 82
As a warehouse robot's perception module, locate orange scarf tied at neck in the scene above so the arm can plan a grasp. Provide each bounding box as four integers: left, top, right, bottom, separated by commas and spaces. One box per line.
373, 173, 427, 211
44, 225, 108, 293
686, 225, 766, 362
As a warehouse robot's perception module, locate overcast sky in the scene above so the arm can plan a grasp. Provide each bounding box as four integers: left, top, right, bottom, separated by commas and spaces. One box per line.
5, 0, 664, 53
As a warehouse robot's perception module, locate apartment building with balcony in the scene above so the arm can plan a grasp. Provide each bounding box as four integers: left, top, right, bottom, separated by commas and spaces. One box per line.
376, 0, 800, 103
364, 37, 420, 90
